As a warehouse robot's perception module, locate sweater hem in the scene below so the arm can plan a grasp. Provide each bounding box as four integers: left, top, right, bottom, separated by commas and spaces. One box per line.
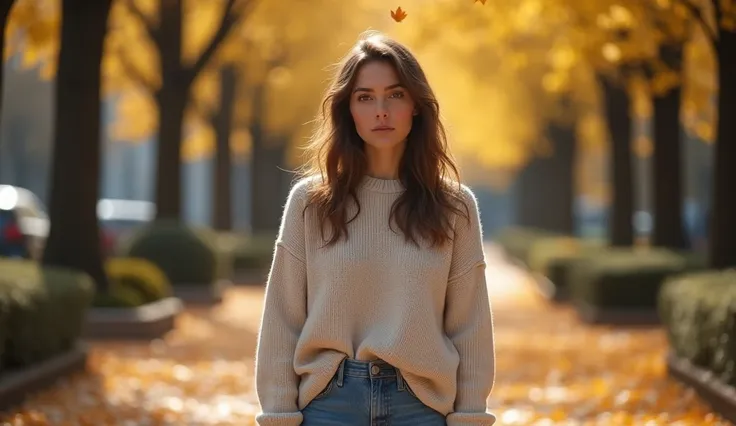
446, 411, 497, 426
255, 411, 303, 426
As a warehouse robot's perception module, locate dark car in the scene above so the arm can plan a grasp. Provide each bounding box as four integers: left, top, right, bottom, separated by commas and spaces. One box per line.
0, 185, 49, 261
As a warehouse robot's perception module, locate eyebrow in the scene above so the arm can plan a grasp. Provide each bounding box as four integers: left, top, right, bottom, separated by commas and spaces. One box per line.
353, 83, 404, 93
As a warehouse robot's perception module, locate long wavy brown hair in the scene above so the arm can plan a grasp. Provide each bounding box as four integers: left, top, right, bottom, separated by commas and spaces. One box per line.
297, 31, 470, 249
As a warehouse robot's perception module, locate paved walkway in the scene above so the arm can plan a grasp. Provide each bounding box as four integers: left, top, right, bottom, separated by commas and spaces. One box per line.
1, 245, 730, 425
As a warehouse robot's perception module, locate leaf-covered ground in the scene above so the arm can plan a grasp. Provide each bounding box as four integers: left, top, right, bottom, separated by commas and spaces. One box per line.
1, 246, 730, 425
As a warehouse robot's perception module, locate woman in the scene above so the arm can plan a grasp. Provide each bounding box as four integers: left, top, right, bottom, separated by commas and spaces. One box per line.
255, 31, 496, 426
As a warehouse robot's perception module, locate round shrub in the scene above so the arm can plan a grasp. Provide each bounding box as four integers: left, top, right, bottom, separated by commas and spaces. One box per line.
105, 257, 172, 304
218, 231, 276, 271
527, 236, 586, 274
0, 259, 94, 367
94, 285, 146, 308
494, 226, 566, 266
659, 270, 736, 377
123, 221, 219, 286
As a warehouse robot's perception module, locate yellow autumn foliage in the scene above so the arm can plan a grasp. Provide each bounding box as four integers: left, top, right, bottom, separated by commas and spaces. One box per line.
2, 0, 723, 180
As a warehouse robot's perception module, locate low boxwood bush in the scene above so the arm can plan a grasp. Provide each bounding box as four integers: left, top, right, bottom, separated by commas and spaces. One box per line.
94, 257, 173, 308
659, 270, 736, 385
494, 227, 567, 266
94, 285, 145, 308
122, 221, 228, 286
216, 231, 276, 273
527, 237, 606, 296
568, 248, 704, 309
526, 236, 582, 273
0, 259, 94, 369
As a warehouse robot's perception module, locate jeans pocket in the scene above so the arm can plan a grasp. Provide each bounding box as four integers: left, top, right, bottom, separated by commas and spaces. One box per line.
313, 376, 336, 401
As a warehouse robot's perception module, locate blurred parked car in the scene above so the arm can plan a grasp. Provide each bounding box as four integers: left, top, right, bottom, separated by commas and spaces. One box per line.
98, 198, 155, 256
0, 185, 49, 261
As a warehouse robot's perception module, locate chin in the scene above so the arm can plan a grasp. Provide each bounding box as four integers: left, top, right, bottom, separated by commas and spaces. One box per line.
362, 134, 409, 150
364, 139, 403, 149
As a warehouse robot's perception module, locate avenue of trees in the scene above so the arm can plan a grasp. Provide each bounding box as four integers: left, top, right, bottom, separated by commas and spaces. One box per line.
0, 0, 733, 294
0, 0, 390, 290
393, 0, 732, 268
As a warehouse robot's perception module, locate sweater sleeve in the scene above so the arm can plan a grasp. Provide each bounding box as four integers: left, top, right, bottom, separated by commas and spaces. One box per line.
255, 179, 310, 426
444, 185, 497, 426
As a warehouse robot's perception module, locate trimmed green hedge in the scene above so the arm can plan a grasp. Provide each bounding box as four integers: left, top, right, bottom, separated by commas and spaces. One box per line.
94, 257, 173, 308
494, 227, 568, 266
215, 231, 276, 273
122, 221, 230, 286
569, 248, 705, 309
659, 270, 736, 385
0, 259, 94, 370
495, 226, 607, 297
528, 237, 606, 295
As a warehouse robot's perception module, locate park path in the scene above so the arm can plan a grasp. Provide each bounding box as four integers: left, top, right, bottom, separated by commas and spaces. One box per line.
0, 245, 730, 425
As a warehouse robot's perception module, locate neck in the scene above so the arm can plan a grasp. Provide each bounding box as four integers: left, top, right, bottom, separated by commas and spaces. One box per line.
364, 142, 406, 179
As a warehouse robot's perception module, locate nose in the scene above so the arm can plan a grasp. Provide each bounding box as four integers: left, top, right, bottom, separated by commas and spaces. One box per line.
375, 102, 389, 119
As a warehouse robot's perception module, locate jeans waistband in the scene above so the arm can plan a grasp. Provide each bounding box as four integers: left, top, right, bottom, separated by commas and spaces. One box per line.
341, 358, 398, 379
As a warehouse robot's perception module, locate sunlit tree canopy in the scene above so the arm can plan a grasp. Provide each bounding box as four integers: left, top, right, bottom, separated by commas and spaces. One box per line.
386, 0, 720, 174
1, 0, 723, 182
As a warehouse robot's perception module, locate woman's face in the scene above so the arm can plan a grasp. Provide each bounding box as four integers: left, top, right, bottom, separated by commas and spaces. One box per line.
349, 61, 416, 152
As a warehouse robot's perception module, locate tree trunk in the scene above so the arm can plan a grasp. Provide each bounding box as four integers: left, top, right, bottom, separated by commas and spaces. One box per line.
0, 0, 16, 175
0, 1, 13, 117
43, 0, 112, 291
600, 76, 635, 246
514, 122, 576, 234
7, 122, 27, 186
250, 135, 288, 234
154, 0, 188, 221
248, 82, 288, 234
154, 81, 187, 221
710, 32, 736, 268
515, 158, 544, 229
212, 65, 237, 231
151, 1, 241, 222
547, 122, 576, 234
652, 44, 687, 249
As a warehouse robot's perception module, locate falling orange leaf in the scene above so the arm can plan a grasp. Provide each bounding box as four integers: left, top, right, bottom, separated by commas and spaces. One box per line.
391, 6, 407, 22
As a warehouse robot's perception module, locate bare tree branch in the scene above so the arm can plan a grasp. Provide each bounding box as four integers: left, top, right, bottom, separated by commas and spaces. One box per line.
189, 0, 257, 78
124, 0, 159, 43
118, 47, 158, 93
642, 1, 679, 41
673, 0, 718, 49
190, 97, 217, 123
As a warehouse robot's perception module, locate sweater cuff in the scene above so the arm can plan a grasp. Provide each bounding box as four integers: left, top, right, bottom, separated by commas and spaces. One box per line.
255, 411, 303, 426
446, 411, 497, 426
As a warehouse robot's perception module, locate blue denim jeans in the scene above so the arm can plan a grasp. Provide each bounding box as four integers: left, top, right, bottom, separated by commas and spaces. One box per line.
301, 358, 447, 425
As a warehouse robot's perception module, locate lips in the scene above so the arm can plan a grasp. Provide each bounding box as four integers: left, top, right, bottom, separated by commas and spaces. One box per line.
372, 126, 394, 131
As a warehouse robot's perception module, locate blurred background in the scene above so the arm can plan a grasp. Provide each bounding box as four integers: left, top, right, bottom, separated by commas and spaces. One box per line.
0, 0, 719, 252
0, 0, 733, 424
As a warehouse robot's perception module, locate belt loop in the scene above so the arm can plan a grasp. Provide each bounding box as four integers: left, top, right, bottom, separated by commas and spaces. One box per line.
336, 358, 346, 387
396, 369, 406, 391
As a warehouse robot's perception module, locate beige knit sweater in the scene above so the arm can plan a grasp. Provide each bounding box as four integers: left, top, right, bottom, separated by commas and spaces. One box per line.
255, 175, 496, 426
